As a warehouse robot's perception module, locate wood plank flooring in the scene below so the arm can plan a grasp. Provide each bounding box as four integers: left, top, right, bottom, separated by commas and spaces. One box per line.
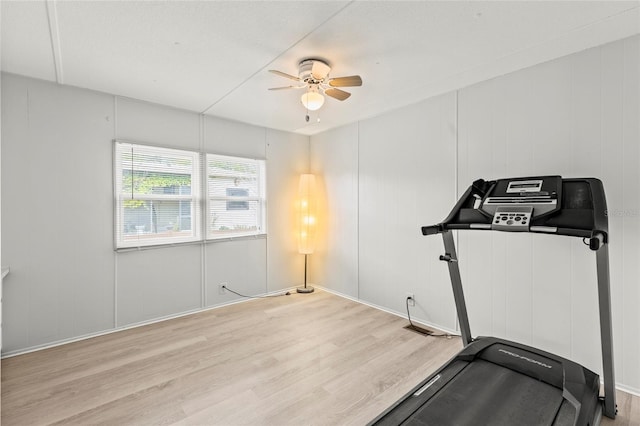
1, 290, 638, 425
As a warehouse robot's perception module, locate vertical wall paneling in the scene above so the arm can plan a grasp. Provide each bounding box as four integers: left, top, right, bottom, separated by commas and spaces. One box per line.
114, 97, 204, 327
116, 245, 202, 326
357, 93, 458, 331
202, 115, 269, 302
568, 46, 605, 375
114, 98, 200, 150
457, 80, 505, 340
199, 114, 207, 310
203, 116, 266, 159
1, 35, 638, 393
265, 129, 309, 291
1, 70, 3, 355
1, 74, 116, 352
620, 36, 640, 392
1, 75, 28, 351
528, 58, 574, 358
599, 34, 625, 386
310, 123, 359, 298
310, 35, 638, 392
457, 35, 640, 390
1, 73, 309, 355
205, 238, 267, 306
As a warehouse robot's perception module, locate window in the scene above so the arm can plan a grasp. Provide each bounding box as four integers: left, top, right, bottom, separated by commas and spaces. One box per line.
207, 154, 266, 239
226, 188, 249, 210
115, 142, 201, 248
114, 142, 266, 248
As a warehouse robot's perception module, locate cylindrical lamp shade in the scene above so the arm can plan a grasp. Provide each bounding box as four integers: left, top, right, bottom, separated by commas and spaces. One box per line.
298, 174, 317, 254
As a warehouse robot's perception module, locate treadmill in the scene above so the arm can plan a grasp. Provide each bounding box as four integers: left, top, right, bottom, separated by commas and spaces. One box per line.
370, 176, 616, 426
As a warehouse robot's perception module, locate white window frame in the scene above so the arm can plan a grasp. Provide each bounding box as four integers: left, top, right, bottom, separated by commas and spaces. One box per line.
206, 153, 267, 240
114, 141, 267, 250
114, 141, 202, 249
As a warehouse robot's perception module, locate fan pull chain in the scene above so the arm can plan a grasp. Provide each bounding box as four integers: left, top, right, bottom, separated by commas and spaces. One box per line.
130, 146, 134, 200
305, 86, 310, 122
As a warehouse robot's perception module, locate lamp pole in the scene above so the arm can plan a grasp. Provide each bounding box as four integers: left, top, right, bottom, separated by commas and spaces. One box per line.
297, 253, 314, 293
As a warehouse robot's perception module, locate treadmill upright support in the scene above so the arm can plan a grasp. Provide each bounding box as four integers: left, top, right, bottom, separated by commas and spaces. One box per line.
441, 230, 472, 346
596, 243, 617, 418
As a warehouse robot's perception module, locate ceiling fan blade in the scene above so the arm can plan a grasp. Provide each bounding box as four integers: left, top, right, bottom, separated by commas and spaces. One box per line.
325, 88, 351, 101
269, 70, 301, 82
329, 75, 362, 87
268, 85, 306, 91
311, 61, 331, 80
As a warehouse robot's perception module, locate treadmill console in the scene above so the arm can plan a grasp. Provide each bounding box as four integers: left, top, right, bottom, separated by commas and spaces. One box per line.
491, 206, 532, 232
422, 175, 608, 246
506, 179, 543, 193
480, 176, 561, 232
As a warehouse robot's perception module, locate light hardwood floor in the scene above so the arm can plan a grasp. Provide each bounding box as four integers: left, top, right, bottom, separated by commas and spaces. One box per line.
1, 290, 638, 425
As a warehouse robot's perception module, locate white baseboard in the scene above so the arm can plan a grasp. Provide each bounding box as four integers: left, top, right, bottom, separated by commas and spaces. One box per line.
1, 286, 296, 359
4, 284, 640, 398
315, 285, 640, 398
616, 383, 640, 397
314, 285, 459, 336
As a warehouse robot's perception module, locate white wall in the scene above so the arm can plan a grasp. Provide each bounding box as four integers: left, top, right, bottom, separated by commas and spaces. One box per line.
310, 123, 359, 298
2, 76, 115, 350
1, 35, 638, 394
311, 93, 458, 331
457, 35, 640, 393
266, 129, 310, 291
1, 73, 309, 355
310, 35, 640, 393
0, 53, 3, 356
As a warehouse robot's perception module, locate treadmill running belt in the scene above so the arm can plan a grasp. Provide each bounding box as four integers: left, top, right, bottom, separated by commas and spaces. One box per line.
404, 360, 564, 426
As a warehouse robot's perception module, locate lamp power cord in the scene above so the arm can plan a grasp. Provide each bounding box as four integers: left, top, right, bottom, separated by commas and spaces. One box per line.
222, 285, 290, 299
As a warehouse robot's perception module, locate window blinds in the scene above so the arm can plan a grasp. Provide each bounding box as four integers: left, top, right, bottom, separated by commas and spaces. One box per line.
114, 142, 201, 248
114, 142, 266, 249
206, 153, 266, 239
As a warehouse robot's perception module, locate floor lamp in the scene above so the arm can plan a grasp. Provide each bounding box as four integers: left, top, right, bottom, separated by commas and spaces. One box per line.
297, 173, 316, 294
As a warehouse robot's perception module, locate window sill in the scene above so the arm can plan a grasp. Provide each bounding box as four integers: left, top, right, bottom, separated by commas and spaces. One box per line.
114, 233, 267, 252
206, 232, 267, 244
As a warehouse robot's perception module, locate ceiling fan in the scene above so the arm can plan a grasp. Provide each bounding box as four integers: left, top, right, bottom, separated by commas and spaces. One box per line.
268, 59, 362, 118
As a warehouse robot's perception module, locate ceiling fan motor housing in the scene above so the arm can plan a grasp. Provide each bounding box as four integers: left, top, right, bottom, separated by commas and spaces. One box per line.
299, 59, 330, 83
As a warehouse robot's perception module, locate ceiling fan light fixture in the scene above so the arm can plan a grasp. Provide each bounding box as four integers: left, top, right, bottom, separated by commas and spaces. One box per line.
269, 59, 361, 113
301, 90, 324, 111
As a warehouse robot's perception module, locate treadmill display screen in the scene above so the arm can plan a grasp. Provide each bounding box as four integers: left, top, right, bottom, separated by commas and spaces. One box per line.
507, 180, 543, 193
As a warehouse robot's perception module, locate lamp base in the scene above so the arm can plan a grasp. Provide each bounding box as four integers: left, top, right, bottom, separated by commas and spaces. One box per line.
296, 286, 315, 294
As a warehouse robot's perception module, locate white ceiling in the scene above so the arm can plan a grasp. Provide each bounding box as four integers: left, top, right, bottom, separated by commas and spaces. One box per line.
2, 1, 639, 136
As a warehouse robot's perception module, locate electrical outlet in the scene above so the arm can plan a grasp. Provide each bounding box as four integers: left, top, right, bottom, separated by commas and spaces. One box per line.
406, 293, 415, 306
219, 283, 227, 295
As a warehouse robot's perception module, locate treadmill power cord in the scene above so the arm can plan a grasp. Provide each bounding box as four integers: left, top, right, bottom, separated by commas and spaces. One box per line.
406, 296, 452, 338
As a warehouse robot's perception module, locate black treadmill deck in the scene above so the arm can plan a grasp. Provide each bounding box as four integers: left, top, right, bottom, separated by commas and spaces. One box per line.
407, 359, 563, 425
371, 337, 600, 426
